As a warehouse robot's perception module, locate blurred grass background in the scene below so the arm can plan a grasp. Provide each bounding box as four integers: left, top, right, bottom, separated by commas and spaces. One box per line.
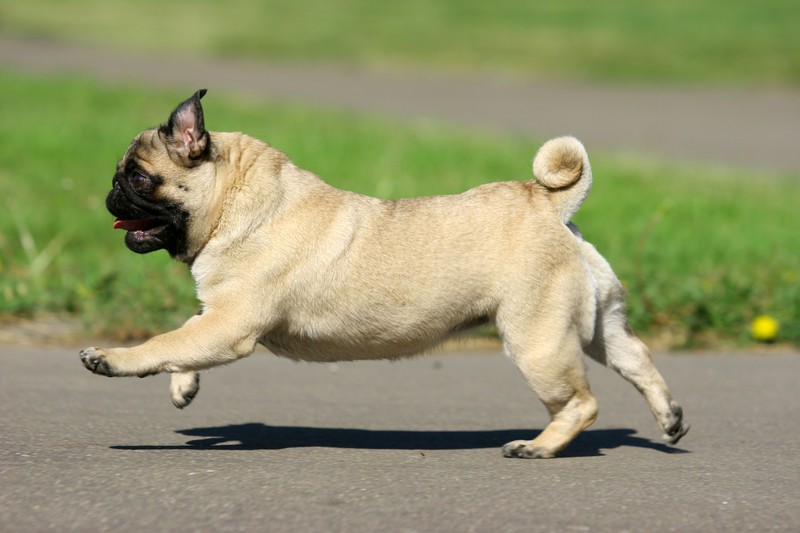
1, 0, 799, 347
1, 0, 798, 85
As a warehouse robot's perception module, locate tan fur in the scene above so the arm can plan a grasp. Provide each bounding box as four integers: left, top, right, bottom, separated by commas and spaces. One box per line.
81, 107, 688, 457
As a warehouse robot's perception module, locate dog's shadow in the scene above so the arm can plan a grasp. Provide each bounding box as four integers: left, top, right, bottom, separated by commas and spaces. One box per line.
112, 423, 687, 457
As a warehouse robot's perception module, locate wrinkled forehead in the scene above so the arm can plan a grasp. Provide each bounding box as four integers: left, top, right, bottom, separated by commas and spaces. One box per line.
118, 128, 164, 171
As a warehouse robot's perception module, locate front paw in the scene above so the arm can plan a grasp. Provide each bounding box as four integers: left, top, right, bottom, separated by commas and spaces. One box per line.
80, 347, 116, 376
170, 372, 200, 409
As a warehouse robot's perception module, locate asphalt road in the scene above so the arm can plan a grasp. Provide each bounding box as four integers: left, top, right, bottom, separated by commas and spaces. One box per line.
1, 344, 798, 532
2, 35, 799, 174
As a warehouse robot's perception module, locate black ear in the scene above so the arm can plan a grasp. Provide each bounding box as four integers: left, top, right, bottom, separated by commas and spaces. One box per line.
160, 89, 209, 164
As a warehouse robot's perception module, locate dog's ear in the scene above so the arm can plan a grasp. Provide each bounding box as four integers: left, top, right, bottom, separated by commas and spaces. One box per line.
160, 89, 210, 165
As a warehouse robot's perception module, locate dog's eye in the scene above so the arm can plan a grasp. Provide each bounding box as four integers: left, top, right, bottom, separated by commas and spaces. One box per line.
129, 172, 152, 193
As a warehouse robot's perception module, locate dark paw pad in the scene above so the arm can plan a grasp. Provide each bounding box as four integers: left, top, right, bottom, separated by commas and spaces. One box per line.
80, 348, 115, 377
663, 403, 690, 445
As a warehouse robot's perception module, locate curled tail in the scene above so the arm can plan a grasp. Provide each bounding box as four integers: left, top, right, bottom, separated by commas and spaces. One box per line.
532, 136, 592, 223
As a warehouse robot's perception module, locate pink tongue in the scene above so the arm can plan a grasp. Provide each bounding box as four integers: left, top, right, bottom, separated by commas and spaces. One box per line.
113, 219, 158, 231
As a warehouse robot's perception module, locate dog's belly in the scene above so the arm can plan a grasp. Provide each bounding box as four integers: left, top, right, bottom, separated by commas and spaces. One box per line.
258, 312, 491, 363
260, 336, 433, 362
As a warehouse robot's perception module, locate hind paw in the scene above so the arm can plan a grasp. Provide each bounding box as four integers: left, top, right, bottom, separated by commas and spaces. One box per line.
501, 440, 555, 459
663, 403, 690, 445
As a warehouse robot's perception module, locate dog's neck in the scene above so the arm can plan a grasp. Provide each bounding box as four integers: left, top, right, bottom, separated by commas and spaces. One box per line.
188, 132, 331, 278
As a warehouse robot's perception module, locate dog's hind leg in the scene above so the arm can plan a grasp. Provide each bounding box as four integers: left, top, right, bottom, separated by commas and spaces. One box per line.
501, 330, 599, 459
588, 314, 689, 445
169, 371, 200, 409
577, 239, 689, 445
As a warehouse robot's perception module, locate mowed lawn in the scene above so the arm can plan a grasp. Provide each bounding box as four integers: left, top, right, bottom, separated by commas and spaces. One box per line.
1, 71, 798, 347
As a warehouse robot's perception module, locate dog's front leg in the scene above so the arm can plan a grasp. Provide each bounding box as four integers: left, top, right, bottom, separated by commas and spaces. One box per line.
79, 310, 259, 378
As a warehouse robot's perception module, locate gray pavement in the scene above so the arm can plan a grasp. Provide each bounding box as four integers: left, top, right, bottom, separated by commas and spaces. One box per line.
1, 345, 798, 532
1, 35, 799, 174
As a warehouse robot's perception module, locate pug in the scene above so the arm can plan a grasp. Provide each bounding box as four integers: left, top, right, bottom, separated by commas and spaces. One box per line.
80, 90, 688, 458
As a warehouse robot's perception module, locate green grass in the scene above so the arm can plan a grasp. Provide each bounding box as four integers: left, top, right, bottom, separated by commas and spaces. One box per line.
1, 70, 799, 347
1, 0, 799, 86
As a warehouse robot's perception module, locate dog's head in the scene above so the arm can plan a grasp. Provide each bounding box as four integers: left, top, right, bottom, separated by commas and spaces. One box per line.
107, 89, 219, 262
